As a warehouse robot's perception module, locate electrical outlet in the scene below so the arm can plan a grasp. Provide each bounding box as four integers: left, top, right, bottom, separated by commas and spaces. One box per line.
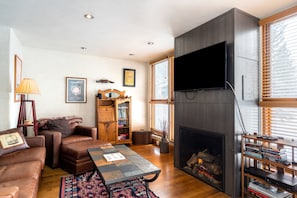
242, 75, 255, 101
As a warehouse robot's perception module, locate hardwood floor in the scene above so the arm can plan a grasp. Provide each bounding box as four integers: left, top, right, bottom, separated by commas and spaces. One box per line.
38, 144, 230, 198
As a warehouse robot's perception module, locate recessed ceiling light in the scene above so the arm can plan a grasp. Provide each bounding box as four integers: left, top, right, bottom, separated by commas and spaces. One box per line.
129, 53, 135, 56
80, 47, 87, 51
84, 13, 94, 19
147, 42, 154, 45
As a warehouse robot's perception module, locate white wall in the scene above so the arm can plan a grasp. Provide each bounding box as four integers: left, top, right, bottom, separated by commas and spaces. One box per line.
0, 27, 23, 130
9, 29, 23, 128
23, 47, 149, 131
0, 26, 10, 130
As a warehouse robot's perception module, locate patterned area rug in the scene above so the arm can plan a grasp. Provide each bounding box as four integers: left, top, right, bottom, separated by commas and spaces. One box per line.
59, 171, 159, 198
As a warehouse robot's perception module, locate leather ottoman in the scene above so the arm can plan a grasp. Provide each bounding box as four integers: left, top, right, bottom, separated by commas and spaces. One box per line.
60, 140, 111, 174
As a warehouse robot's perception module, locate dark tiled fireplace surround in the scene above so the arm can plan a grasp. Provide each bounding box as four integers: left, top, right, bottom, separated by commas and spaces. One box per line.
175, 126, 225, 192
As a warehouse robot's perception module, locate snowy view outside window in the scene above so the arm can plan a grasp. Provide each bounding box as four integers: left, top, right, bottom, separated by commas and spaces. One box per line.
266, 14, 297, 162
154, 60, 169, 132
270, 15, 297, 97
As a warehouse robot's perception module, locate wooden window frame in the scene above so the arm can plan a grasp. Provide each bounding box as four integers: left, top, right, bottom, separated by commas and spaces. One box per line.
259, 6, 297, 134
150, 56, 175, 141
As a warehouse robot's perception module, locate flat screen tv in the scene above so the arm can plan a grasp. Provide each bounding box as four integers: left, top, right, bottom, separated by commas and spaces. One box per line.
174, 41, 227, 91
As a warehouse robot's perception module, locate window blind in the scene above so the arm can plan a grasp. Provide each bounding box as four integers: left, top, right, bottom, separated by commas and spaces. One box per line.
260, 6, 297, 162
261, 13, 297, 101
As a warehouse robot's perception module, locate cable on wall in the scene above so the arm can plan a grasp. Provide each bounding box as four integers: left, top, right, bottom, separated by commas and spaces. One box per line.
226, 81, 248, 135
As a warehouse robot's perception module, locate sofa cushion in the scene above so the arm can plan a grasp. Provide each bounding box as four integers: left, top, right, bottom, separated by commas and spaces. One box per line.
0, 177, 39, 198
0, 128, 29, 156
0, 147, 46, 169
61, 135, 93, 145
61, 140, 112, 160
0, 186, 19, 198
0, 161, 41, 183
38, 116, 83, 130
46, 118, 73, 138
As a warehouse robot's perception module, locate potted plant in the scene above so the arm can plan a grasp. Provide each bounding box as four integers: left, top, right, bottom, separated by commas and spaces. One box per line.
160, 120, 169, 153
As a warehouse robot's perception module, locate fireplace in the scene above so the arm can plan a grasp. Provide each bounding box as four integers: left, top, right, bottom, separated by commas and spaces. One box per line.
176, 126, 225, 191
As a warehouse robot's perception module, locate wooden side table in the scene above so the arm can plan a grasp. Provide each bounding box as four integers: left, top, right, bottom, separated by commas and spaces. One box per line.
17, 95, 38, 136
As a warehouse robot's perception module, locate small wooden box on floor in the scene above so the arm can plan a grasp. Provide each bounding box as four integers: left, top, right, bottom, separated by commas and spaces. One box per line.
132, 131, 152, 145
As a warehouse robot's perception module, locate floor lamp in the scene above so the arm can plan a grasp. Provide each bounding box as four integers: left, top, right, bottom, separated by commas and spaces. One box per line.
16, 78, 40, 136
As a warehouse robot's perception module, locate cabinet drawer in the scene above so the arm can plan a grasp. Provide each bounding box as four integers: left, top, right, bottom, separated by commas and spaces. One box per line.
98, 106, 115, 122
98, 122, 116, 142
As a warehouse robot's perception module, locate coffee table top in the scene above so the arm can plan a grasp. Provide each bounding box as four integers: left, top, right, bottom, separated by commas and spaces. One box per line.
88, 144, 161, 185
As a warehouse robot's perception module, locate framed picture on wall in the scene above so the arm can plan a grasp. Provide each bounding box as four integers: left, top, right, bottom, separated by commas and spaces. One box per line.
65, 77, 87, 103
123, 68, 136, 87
14, 55, 22, 102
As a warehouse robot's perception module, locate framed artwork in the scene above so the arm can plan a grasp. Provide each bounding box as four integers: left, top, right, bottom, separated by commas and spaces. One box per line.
123, 68, 136, 87
14, 55, 22, 102
65, 77, 87, 103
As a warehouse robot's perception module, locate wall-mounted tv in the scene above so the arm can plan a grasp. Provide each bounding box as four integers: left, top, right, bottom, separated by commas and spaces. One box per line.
174, 41, 227, 91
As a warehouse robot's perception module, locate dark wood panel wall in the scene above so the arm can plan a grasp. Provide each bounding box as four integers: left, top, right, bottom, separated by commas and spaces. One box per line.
173, 8, 259, 197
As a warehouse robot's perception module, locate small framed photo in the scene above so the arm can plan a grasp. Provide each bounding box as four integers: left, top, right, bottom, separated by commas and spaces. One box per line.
14, 55, 22, 102
65, 77, 87, 103
123, 68, 136, 87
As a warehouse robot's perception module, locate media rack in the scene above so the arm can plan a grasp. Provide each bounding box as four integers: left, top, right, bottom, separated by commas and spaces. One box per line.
241, 134, 297, 198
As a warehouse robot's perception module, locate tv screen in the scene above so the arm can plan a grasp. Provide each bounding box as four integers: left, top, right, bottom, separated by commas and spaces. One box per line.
174, 41, 227, 91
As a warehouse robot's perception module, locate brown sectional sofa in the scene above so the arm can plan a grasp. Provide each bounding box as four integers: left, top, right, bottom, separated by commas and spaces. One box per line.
0, 128, 46, 198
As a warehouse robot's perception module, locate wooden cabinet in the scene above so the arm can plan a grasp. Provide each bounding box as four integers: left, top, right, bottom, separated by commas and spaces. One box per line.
241, 134, 297, 198
96, 89, 132, 145
97, 99, 116, 143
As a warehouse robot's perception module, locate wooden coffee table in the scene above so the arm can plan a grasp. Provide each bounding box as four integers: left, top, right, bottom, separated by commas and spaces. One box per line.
87, 144, 161, 198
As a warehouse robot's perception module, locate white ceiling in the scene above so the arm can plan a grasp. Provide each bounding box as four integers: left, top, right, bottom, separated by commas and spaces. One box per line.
0, 0, 296, 62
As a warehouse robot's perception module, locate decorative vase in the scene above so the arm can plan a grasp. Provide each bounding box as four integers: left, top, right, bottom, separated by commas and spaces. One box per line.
160, 137, 169, 153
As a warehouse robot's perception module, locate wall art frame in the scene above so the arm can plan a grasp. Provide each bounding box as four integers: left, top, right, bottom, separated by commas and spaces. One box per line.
65, 77, 87, 103
14, 54, 22, 102
123, 68, 136, 87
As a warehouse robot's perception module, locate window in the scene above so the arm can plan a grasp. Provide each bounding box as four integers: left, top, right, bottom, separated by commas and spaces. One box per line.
150, 57, 174, 142
260, 6, 297, 161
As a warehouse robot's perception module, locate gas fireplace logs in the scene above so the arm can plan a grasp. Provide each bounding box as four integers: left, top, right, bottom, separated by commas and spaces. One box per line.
184, 149, 222, 185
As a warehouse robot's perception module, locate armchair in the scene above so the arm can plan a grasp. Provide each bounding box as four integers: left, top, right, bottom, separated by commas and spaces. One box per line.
38, 116, 97, 168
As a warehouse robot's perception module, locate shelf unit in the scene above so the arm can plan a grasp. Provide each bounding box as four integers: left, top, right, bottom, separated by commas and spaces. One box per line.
241, 134, 297, 198
96, 89, 132, 145
17, 95, 38, 136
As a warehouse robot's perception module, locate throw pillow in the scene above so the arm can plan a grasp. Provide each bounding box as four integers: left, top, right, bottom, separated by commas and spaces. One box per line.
0, 128, 30, 156
46, 118, 73, 138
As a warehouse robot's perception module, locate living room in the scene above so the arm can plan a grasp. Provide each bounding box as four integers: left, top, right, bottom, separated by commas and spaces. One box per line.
1, 1, 297, 198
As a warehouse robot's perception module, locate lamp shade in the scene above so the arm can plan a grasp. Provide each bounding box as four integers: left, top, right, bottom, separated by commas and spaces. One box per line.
16, 78, 40, 94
